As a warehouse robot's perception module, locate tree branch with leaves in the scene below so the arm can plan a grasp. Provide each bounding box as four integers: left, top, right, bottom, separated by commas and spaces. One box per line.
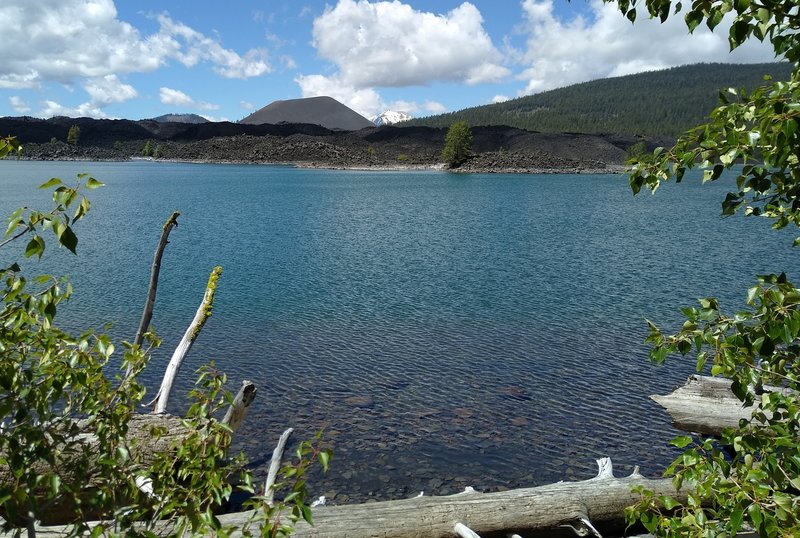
602, 1, 800, 536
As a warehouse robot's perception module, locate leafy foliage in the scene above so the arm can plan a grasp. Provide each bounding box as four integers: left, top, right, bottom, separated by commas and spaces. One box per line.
0, 135, 21, 158
241, 434, 332, 538
442, 121, 472, 168
602, 1, 800, 536
0, 147, 330, 536
407, 63, 792, 137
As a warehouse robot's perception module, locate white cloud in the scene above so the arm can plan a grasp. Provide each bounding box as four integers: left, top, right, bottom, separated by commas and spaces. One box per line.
492, 94, 510, 104
159, 87, 219, 111
83, 75, 137, 105
296, 73, 448, 118
280, 55, 298, 70
423, 101, 447, 114
154, 14, 270, 78
33, 75, 138, 119
518, 0, 777, 95
0, 0, 270, 116
39, 100, 107, 119
198, 113, 230, 122
0, 72, 40, 89
240, 100, 254, 110
297, 1, 507, 118
309, 0, 509, 88
386, 100, 416, 114
9, 96, 30, 113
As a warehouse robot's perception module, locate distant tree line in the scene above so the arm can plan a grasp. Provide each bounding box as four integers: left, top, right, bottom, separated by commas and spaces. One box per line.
406, 62, 793, 137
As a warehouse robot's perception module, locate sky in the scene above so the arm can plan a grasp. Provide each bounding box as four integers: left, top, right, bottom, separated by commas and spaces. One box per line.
0, 0, 780, 122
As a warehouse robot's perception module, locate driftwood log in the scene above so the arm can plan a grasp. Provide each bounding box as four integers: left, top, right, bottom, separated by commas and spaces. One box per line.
650, 374, 792, 436
1, 458, 684, 537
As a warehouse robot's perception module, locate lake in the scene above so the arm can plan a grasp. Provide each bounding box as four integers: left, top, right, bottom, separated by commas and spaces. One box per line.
1, 160, 797, 503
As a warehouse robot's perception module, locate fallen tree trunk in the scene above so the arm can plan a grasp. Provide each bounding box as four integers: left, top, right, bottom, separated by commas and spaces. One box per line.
2, 459, 684, 538
650, 375, 793, 436
280, 459, 680, 538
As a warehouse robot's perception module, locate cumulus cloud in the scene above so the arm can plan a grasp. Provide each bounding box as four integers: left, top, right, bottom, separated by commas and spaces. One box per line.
154, 13, 270, 78
9, 96, 30, 114
296, 73, 447, 118
32, 75, 138, 119
492, 94, 510, 104
83, 75, 137, 105
308, 0, 509, 88
422, 101, 447, 114
297, 1, 506, 118
0, 0, 270, 115
39, 100, 107, 119
159, 87, 219, 110
518, 0, 777, 94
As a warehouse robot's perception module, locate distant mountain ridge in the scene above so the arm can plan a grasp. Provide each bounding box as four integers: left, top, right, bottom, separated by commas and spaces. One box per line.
407, 62, 793, 137
149, 113, 209, 124
240, 96, 374, 131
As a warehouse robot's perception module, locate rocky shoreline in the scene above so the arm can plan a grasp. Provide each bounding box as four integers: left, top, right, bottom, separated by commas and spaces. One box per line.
2, 118, 662, 174
14, 138, 630, 175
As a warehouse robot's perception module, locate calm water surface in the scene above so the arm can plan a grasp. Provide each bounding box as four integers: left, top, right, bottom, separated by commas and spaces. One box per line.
1, 160, 797, 502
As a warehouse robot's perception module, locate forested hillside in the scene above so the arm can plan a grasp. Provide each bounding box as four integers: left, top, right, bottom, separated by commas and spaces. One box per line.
406, 62, 792, 137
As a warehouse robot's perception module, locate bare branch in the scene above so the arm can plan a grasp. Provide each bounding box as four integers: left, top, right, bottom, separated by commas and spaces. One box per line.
151, 266, 222, 414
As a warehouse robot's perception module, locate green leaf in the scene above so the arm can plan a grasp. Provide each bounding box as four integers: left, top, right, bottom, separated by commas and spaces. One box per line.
49, 474, 61, 495
38, 177, 62, 189
747, 503, 763, 530
300, 504, 313, 524
660, 495, 681, 510
85, 177, 105, 190
24, 235, 44, 258
59, 225, 78, 254
319, 450, 330, 472
685, 10, 703, 32
670, 435, 693, 449
729, 507, 744, 532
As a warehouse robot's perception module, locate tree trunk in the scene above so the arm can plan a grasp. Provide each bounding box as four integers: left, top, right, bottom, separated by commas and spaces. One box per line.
1, 459, 684, 537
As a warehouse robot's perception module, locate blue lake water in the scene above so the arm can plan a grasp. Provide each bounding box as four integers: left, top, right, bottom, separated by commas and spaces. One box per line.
1, 160, 798, 502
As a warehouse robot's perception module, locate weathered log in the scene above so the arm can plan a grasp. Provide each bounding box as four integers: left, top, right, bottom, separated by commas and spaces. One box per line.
151, 266, 222, 413
250, 458, 681, 538
3, 458, 684, 537
650, 375, 793, 436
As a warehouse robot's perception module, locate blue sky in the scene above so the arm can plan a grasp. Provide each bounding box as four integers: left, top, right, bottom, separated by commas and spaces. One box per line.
0, 0, 778, 121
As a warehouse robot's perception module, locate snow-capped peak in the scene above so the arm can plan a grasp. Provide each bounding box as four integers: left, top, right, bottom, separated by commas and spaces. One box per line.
371, 110, 413, 126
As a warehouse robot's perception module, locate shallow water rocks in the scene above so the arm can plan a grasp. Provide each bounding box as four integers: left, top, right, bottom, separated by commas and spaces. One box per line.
344, 395, 375, 408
